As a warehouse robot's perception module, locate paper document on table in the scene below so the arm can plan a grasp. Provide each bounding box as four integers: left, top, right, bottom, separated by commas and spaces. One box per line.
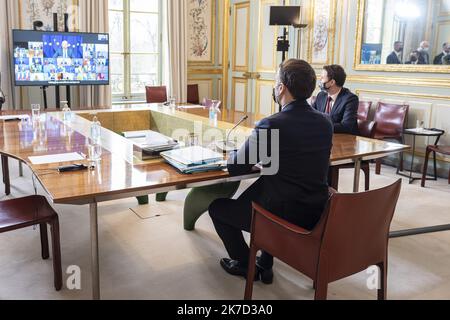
176, 105, 205, 110
29, 152, 85, 165
0, 115, 30, 121
405, 128, 439, 135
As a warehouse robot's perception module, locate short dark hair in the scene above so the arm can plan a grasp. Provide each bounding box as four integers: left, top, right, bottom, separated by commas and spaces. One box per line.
278, 59, 316, 100
323, 64, 347, 87
443, 42, 449, 48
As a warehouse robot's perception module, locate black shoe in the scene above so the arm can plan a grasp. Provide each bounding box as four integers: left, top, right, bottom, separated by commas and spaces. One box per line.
220, 258, 259, 281
256, 257, 274, 285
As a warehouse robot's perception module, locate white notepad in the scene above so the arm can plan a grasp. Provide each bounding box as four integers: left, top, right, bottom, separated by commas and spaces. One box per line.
0, 115, 30, 121
29, 152, 85, 165
161, 146, 223, 166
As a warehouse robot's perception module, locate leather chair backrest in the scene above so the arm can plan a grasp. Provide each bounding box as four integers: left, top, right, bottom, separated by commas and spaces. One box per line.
358, 101, 372, 122
320, 180, 402, 282
374, 103, 409, 138
145, 86, 167, 104
358, 120, 378, 139
187, 84, 200, 104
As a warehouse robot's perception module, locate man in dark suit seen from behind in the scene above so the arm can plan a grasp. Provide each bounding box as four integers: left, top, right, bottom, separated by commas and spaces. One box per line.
312, 64, 359, 135
209, 59, 333, 283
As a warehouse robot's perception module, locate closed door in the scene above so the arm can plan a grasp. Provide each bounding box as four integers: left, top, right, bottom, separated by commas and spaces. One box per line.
227, 0, 285, 115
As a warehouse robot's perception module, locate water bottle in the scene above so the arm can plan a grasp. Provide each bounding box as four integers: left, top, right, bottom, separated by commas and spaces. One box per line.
209, 100, 220, 126
89, 116, 102, 161
62, 103, 72, 123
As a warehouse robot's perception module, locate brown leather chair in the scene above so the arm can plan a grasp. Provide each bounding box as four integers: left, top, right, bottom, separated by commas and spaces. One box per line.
373, 103, 409, 175
0, 195, 62, 291
245, 180, 402, 300
145, 86, 167, 103
422, 145, 450, 187
187, 84, 200, 104
358, 101, 373, 122
329, 121, 378, 191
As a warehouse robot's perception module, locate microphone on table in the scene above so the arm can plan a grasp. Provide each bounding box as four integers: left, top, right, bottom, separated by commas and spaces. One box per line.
215, 115, 249, 153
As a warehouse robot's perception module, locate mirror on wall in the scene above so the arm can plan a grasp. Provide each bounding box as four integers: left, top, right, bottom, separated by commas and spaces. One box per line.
354, 0, 450, 73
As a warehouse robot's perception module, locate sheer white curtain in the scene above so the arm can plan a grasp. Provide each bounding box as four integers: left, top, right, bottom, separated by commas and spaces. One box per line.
76, 0, 111, 108
0, 0, 22, 110
166, 0, 188, 103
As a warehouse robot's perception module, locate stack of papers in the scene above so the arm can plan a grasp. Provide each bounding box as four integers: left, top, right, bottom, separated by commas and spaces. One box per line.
161, 146, 226, 174
124, 130, 179, 156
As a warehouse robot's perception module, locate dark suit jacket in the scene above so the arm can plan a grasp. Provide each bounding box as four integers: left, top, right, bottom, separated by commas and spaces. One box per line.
228, 100, 333, 230
418, 51, 430, 64
387, 52, 402, 64
312, 88, 359, 135
434, 53, 445, 65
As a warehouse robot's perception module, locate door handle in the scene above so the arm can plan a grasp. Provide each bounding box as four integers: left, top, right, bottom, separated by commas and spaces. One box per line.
242, 72, 261, 79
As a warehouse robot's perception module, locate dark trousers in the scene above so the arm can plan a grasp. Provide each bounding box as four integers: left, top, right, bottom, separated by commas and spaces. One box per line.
209, 179, 273, 269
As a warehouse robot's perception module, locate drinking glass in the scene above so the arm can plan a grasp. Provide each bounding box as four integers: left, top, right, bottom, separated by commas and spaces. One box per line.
169, 96, 176, 108
416, 120, 425, 130
87, 143, 103, 162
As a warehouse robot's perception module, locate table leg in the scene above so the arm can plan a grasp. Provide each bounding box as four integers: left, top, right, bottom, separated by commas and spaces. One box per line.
409, 136, 416, 184
90, 202, 100, 300
433, 151, 438, 181
19, 161, 23, 177
353, 158, 362, 193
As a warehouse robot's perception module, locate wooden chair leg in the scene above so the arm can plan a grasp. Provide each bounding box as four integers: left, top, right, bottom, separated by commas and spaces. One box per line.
398, 152, 404, 173
328, 167, 339, 191
375, 159, 382, 175
363, 164, 370, 191
18, 161, 23, 177
40, 223, 50, 260
1, 156, 5, 184
421, 148, 432, 188
2, 156, 10, 195
244, 246, 259, 301
50, 217, 63, 291
314, 277, 328, 300
377, 261, 388, 300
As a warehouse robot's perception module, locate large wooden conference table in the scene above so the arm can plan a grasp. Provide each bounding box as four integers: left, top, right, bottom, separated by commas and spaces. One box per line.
0, 104, 409, 299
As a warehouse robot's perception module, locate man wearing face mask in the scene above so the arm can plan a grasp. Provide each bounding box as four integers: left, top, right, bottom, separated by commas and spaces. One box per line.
434, 42, 450, 65
387, 41, 404, 64
209, 59, 333, 283
405, 51, 422, 65
417, 41, 430, 64
312, 65, 359, 135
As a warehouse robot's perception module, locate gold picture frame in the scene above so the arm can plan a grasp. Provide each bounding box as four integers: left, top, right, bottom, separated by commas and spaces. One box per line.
353, 0, 450, 74
187, 0, 216, 66
19, 0, 79, 31
307, 0, 337, 66
439, 0, 450, 17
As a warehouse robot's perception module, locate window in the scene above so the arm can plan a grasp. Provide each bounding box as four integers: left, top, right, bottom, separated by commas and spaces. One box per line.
109, 0, 162, 102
